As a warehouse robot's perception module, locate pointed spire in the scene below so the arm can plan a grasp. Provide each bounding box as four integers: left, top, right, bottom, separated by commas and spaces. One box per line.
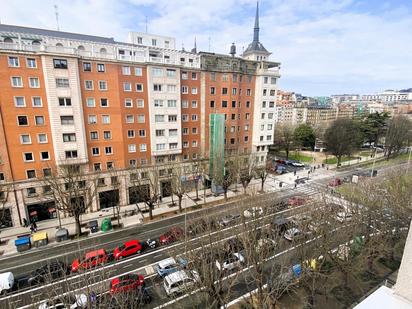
253, 1, 259, 42
191, 37, 197, 53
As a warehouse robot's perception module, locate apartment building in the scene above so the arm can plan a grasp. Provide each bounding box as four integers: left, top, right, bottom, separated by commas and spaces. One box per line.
0, 4, 280, 227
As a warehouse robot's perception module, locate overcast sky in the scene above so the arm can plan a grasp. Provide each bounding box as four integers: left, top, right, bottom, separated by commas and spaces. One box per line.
1, 0, 412, 96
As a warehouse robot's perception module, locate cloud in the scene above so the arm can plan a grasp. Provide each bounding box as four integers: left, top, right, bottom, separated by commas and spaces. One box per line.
1, 0, 411, 95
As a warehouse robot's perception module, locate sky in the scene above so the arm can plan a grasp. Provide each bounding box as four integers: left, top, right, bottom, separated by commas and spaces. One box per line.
1, 0, 412, 96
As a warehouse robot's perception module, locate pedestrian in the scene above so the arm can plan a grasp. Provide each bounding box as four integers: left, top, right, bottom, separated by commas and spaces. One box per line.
32, 220, 37, 232
30, 224, 35, 234
23, 218, 28, 227
159, 195, 162, 203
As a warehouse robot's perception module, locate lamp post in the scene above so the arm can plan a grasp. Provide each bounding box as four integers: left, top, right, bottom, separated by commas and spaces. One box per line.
407, 146, 412, 173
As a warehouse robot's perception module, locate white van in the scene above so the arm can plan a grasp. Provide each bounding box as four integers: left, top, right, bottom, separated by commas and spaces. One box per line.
0, 272, 14, 294
163, 270, 199, 297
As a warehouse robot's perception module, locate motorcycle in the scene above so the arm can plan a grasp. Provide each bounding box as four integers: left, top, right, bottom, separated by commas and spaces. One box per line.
145, 239, 157, 249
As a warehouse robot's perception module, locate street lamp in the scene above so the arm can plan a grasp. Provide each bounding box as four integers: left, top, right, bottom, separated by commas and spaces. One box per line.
407, 146, 412, 173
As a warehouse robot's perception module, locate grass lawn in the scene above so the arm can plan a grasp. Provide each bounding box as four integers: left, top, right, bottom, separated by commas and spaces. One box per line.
323, 156, 356, 165
275, 151, 314, 163
359, 150, 373, 157
363, 152, 410, 169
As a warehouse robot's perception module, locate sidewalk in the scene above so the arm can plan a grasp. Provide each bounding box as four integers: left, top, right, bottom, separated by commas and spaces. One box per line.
0, 156, 375, 256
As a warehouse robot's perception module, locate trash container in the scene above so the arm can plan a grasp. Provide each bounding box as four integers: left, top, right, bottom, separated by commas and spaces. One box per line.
88, 220, 98, 233
55, 228, 69, 242
101, 218, 113, 232
32, 232, 48, 248
15, 236, 31, 252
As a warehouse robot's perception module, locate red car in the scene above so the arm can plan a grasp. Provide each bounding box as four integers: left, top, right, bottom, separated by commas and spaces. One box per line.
71, 249, 108, 272
110, 274, 145, 294
159, 227, 184, 245
113, 240, 142, 260
328, 178, 342, 187
287, 196, 306, 207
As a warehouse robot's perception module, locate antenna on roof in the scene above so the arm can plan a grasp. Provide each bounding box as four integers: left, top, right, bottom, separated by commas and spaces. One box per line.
54, 4, 60, 31
208, 37, 211, 52
145, 16, 148, 33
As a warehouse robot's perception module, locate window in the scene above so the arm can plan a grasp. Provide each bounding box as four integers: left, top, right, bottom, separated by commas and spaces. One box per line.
140, 144, 147, 152
156, 144, 165, 150
222, 101, 228, 108
245, 124, 249, 131
246, 113, 250, 120
63, 133, 76, 142
100, 98, 108, 107
127, 130, 135, 138
167, 84, 176, 92
26, 170, 36, 179
86, 98, 95, 107
270, 89, 276, 96
210, 72, 216, 81
152, 67, 163, 76
152, 39, 157, 46
181, 71, 188, 80
192, 127, 198, 134
59, 97, 72, 107
124, 98, 133, 108
260, 124, 265, 131
167, 69, 176, 77
135, 67, 142, 76
191, 72, 197, 80
182, 128, 188, 135
40, 151, 50, 160
266, 135, 272, 141
23, 152, 34, 162
105, 146, 113, 155
230, 126, 235, 133
154, 100, 164, 107
264, 77, 268, 84
129, 159, 136, 167
231, 114, 236, 120
11, 76, 23, 87
97, 63, 105, 72
181, 86, 188, 94
103, 131, 111, 139
153, 84, 162, 92
192, 141, 198, 147
65, 150, 78, 158
230, 138, 235, 145
88, 115, 97, 124
271, 77, 277, 84
43, 168, 52, 177
268, 113, 274, 119
183, 141, 189, 148
183, 154, 189, 160
136, 83, 143, 92
192, 153, 198, 159
137, 115, 145, 123
210, 101, 215, 108
26, 58, 37, 68
246, 101, 251, 108
155, 115, 164, 122
263, 89, 267, 96
90, 131, 98, 140
269, 101, 275, 108
191, 114, 198, 121
168, 115, 177, 122
232, 88, 237, 95
123, 82, 131, 91
60, 116, 74, 125
222, 74, 228, 81
38, 134, 47, 143
53, 59, 68, 69
83, 62, 91, 71
14, 96, 25, 107
222, 88, 228, 95
138, 129, 146, 137
261, 113, 265, 119
35, 116, 45, 125
92, 147, 100, 156
191, 87, 197, 94
102, 115, 110, 124
30, 97, 42, 107
182, 114, 188, 122
156, 129, 165, 137
267, 124, 273, 130
191, 101, 197, 108
244, 136, 249, 142
125, 115, 134, 123
246, 89, 251, 96
94, 163, 102, 172
20, 134, 31, 144
136, 99, 144, 108
231, 101, 236, 108
169, 129, 178, 136
210, 87, 216, 95
260, 136, 264, 141
182, 100, 188, 108
128, 144, 136, 153
98, 81, 107, 90
167, 100, 177, 107
122, 66, 131, 75
84, 80, 93, 90
29, 77, 40, 88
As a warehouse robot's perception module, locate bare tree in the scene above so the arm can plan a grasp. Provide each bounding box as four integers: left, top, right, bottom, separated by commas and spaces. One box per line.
273, 124, 295, 159
190, 158, 205, 201
384, 115, 412, 160
240, 153, 256, 195
254, 160, 271, 193
171, 164, 189, 213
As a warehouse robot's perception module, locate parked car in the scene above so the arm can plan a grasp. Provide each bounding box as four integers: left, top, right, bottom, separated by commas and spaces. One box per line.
291, 161, 304, 167
38, 294, 88, 309
155, 257, 188, 277
186, 219, 216, 236
243, 207, 263, 218
0, 272, 14, 295
71, 249, 109, 272
110, 274, 145, 294
224, 238, 244, 252
275, 159, 286, 165
287, 196, 306, 207
328, 178, 342, 187
271, 218, 291, 235
113, 240, 142, 260
275, 165, 287, 174
159, 227, 184, 245
163, 270, 199, 296
336, 212, 353, 223
28, 261, 69, 286
215, 252, 245, 271
142, 238, 157, 251
284, 227, 304, 241
218, 214, 241, 227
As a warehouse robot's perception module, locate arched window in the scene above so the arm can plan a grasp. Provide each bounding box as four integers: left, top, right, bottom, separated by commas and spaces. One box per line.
3, 37, 13, 43
77, 45, 85, 51
100, 47, 107, 54
56, 43, 63, 47
32, 40, 41, 45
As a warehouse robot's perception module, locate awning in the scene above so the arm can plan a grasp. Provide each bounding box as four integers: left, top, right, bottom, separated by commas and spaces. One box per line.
48, 208, 56, 213
30, 211, 38, 216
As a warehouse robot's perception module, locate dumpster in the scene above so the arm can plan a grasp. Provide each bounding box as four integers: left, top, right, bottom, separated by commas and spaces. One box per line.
88, 220, 98, 233
101, 218, 112, 232
32, 232, 48, 248
15, 237, 31, 252
55, 228, 69, 242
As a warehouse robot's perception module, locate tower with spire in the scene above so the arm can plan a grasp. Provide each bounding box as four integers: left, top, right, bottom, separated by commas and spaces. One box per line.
242, 1, 271, 61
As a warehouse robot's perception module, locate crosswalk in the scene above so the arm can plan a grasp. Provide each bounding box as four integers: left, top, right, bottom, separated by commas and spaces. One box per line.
294, 182, 327, 196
